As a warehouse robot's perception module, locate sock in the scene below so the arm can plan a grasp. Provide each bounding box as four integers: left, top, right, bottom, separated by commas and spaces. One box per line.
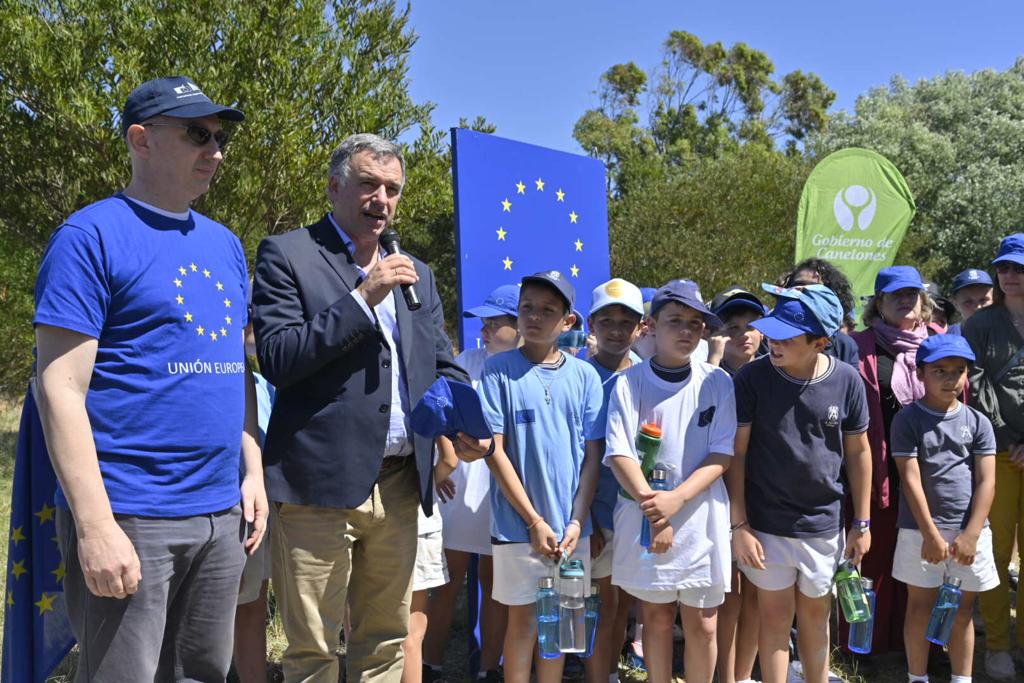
428, 665, 442, 673
908, 674, 928, 683
949, 676, 971, 683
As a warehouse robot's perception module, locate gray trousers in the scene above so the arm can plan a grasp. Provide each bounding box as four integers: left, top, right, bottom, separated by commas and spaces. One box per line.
57, 505, 246, 682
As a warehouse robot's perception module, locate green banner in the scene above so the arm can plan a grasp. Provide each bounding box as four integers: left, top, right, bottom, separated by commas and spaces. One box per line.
796, 147, 916, 304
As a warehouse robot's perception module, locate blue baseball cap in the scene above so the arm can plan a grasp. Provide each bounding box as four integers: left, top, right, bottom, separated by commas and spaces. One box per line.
992, 233, 1024, 267
758, 283, 844, 339
710, 286, 768, 318
951, 268, 994, 293
121, 76, 245, 136
875, 266, 924, 293
410, 377, 492, 441
640, 287, 657, 317
464, 284, 519, 319
521, 270, 575, 311
917, 334, 976, 364
650, 279, 722, 328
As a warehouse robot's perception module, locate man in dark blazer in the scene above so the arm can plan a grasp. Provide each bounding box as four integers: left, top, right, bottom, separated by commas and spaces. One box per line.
252, 133, 468, 683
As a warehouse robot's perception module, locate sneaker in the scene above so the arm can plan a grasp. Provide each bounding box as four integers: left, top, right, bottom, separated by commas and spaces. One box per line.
984, 649, 1016, 681
478, 670, 502, 683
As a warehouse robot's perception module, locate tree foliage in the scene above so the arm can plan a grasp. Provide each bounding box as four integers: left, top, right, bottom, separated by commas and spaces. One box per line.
574, 30, 835, 194
0, 0, 436, 394
810, 60, 1024, 284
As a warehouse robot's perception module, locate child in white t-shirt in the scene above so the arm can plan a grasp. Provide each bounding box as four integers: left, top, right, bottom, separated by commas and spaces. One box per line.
605, 280, 736, 683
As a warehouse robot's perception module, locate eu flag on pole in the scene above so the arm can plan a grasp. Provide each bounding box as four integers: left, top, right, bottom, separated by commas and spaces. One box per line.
2, 384, 74, 683
451, 129, 611, 350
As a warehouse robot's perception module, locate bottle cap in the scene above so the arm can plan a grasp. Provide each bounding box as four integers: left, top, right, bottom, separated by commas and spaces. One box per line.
639, 423, 662, 439
590, 583, 600, 595
836, 560, 857, 575
539, 576, 554, 589
944, 576, 962, 588
651, 468, 667, 481
560, 558, 585, 578
861, 577, 873, 590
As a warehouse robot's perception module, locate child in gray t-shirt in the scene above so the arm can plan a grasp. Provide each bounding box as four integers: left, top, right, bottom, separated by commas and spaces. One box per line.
891, 334, 998, 683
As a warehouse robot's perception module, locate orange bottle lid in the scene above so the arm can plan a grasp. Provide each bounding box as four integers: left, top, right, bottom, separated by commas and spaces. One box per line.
639, 423, 662, 439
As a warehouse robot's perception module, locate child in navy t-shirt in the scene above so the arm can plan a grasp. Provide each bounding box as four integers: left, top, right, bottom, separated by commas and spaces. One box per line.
727, 284, 872, 683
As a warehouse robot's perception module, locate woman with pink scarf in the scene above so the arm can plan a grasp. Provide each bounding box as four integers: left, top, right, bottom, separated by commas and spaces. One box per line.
849, 266, 936, 655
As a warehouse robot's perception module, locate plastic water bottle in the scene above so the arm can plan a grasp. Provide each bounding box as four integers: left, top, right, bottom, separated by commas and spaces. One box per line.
640, 468, 668, 549
622, 423, 662, 500
847, 578, 876, 653
558, 559, 586, 653
582, 582, 601, 658
926, 576, 963, 646
536, 576, 560, 658
835, 560, 871, 623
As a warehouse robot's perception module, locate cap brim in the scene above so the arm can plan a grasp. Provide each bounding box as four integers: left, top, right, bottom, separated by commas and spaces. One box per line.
918, 349, 975, 364
521, 276, 572, 309
713, 298, 766, 318
878, 279, 923, 293
463, 305, 514, 319
749, 316, 807, 340
590, 300, 645, 317
992, 254, 1024, 266
161, 101, 245, 122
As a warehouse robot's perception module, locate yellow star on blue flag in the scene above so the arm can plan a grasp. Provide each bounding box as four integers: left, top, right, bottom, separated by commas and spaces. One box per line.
451, 129, 610, 350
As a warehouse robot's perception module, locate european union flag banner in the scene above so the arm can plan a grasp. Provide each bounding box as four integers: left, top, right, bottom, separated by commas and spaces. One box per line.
2, 385, 74, 683
451, 129, 610, 350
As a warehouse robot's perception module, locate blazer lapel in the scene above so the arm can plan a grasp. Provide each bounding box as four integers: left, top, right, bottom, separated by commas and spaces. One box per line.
395, 274, 415, 372
311, 216, 362, 294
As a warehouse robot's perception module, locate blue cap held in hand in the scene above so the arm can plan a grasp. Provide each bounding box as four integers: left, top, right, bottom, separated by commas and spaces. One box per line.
757, 283, 844, 340
410, 377, 492, 441
464, 284, 520, 319
917, 333, 976, 364
874, 266, 924, 294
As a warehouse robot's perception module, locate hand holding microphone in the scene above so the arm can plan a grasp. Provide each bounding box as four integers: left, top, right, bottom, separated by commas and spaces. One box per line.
354, 229, 421, 309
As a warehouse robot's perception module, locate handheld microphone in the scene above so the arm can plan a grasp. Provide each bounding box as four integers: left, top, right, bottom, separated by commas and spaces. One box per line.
378, 228, 421, 311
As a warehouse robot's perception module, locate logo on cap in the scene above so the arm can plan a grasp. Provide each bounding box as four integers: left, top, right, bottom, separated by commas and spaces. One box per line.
793, 310, 805, 322
547, 270, 561, 279
605, 279, 624, 297
969, 270, 980, 280
173, 81, 202, 96
833, 185, 877, 232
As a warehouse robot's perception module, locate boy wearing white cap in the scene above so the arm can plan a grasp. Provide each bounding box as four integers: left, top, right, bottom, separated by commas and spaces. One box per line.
585, 279, 645, 683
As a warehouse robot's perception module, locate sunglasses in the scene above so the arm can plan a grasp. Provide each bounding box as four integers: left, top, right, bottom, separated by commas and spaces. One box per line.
143, 122, 231, 150
995, 262, 1024, 275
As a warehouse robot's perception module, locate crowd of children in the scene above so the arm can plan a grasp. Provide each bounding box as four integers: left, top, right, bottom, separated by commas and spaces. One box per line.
400, 232, 1024, 683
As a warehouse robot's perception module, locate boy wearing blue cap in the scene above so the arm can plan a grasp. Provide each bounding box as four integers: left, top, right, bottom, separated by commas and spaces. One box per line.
890, 334, 997, 683
727, 284, 872, 683
478, 270, 603, 683
947, 269, 994, 336
585, 278, 645, 683
605, 279, 736, 683
423, 285, 520, 683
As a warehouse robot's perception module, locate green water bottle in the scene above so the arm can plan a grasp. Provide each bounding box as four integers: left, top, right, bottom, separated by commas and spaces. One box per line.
620, 423, 662, 501
835, 560, 871, 624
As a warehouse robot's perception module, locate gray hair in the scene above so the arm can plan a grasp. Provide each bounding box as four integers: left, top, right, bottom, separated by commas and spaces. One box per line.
327, 133, 405, 187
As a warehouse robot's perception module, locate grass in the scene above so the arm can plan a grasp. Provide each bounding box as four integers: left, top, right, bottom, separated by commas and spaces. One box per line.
0, 398, 1017, 682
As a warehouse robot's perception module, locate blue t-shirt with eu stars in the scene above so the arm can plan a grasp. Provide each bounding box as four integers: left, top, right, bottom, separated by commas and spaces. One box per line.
34, 194, 249, 517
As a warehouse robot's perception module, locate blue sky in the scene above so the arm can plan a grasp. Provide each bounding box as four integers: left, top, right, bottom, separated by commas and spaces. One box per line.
405, 1, 1023, 154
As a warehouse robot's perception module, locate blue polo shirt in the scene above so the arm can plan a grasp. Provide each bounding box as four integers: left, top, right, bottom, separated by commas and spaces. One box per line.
34, 194, 249, 517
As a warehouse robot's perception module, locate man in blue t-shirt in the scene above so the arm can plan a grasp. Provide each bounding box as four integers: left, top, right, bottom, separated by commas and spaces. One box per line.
33, 77, 267, 681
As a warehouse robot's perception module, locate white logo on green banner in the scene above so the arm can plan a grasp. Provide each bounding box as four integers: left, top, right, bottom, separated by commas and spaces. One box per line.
796, 148, 916, 305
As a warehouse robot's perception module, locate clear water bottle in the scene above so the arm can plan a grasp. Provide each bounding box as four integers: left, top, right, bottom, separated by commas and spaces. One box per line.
582, 582, 601, 658
640, 468, 669, 549
558, 559, 586, 653
536, 576, 560, 658
926, 576, 962, 647
847, 578, 876, 653
835, 560, 871, 623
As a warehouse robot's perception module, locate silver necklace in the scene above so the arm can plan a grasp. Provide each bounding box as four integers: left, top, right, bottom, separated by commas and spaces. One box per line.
532, 364, 557, 405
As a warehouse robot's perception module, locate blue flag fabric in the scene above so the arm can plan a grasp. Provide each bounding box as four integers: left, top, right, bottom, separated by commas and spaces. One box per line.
451, 129, 611, 350
2, 386, 75, 683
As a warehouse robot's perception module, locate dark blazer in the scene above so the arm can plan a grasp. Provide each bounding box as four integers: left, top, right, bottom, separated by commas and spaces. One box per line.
252, 215, 468, 513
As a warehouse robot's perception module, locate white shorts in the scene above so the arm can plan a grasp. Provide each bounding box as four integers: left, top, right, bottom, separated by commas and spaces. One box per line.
892, 527, 1000, 592
413, 529, 449, 592
739, 530, 843, 598
623, 584, 726, 609
492, 537, 591, 606
591, 529, 614, 580
237, 524, 272, 605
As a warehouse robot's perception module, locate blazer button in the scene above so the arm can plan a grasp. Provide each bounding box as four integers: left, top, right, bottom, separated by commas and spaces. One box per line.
379, 404, 389, 413
382, 360, 391, 369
